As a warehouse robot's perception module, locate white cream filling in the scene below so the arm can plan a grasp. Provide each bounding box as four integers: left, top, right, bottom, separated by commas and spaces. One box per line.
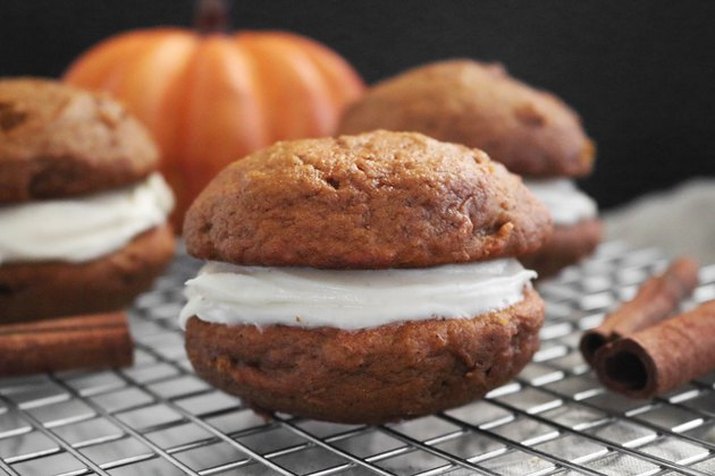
179, 258, 537, 330
0, 173, 174, 264
524, 179, 598, 226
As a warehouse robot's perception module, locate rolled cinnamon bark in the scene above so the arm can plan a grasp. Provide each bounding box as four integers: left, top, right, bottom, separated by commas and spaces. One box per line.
594, 300, 715, 399
0, 312, 133, 376
580, 257, 699, 365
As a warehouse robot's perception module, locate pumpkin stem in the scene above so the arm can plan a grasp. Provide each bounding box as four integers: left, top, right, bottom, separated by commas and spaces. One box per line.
195, 0, 231, 34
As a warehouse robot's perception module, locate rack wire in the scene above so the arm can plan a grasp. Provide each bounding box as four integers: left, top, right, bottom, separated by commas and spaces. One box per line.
2, 242, 715, 475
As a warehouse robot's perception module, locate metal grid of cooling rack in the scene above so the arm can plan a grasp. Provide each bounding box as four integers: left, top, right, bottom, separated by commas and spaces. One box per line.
2, 243, 715, 475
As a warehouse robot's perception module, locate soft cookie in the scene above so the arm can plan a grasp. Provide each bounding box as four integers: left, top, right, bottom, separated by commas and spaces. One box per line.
339, 60, 602, 276
180, 130, 552, 423
0, 78, 175, 322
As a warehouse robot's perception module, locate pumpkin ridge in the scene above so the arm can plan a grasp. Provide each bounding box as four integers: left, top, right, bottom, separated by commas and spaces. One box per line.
268, 34, 338, 138
278, 33, 364, 105
65, 34, 151, 90
65, 27, 365, 229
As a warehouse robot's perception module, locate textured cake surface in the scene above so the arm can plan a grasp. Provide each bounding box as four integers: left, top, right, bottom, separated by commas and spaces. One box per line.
0, 225, 175, 322
185, 288, 544, 424
339, 60, 594, 178
184, 130, 552, 268
0, 78, 158, 203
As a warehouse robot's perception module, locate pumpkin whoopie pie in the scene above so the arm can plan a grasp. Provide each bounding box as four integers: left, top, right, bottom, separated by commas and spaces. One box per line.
339, 60, 601, 277
0, 78, 175, 322
180, 130, 552, 424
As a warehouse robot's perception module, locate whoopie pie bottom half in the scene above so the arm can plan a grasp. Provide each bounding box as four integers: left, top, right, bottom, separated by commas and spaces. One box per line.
0, 224, 175, 323
185, 288, 544, 424
521, 219, 603, 278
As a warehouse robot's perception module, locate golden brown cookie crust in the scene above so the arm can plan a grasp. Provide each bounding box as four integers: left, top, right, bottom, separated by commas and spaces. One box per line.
338, 60, 595, 178
521, 218, 603, 278
184, 130, 553, 268
0, 78, 158, 204
0, 224, 175, 323
185, 288, 544, 424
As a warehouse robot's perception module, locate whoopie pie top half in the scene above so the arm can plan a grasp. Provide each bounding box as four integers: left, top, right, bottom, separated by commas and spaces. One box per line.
339, 60, 595, 179
0, 78, 158, 204
184, 130, 553, 269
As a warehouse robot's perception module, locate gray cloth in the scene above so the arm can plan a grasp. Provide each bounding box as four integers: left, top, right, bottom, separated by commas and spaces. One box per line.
604, 178, 715, 263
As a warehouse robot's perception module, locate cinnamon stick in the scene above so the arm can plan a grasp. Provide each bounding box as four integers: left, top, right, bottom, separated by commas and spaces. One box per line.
580, 257, 699, 365
594, 300, 715, 399
0, 312, 133, 376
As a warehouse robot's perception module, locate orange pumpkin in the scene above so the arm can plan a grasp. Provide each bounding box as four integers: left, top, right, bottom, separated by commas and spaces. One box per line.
65, 2, 364, 228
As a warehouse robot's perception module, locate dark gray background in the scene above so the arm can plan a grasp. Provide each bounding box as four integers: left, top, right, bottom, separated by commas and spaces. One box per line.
2, 0, 713, 209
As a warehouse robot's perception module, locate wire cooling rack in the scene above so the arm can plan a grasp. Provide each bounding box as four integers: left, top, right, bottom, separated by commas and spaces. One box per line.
2, 243, 715, 476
